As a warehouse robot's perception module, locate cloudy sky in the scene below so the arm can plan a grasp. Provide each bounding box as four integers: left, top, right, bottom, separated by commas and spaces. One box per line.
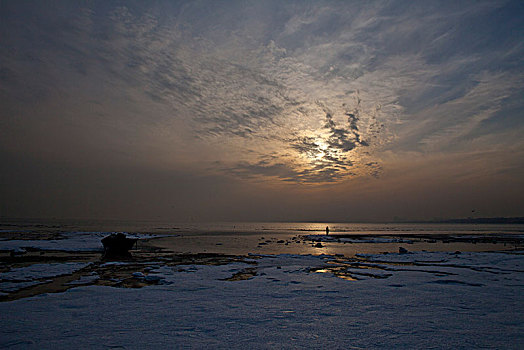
1, 0, 523, 222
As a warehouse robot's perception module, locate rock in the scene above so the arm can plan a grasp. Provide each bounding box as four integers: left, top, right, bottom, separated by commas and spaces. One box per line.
144, 275, 162, 282
399, 247, 408, 254
315, 243, 323, 248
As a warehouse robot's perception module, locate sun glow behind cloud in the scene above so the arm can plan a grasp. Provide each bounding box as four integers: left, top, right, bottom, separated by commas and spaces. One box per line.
61, 1, 405, 185
1, 0, 523, 221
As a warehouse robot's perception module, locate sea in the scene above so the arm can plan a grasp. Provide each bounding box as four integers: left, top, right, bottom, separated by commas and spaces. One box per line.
1, 218, 523, 237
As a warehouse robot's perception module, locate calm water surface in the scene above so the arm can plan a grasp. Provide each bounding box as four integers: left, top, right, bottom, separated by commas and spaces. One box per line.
1, 219, 523, 236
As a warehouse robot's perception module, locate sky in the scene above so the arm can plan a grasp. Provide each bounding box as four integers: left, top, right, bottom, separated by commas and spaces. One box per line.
1, 0, 523, 222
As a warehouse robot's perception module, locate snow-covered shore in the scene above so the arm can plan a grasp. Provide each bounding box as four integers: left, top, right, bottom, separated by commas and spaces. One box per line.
1, 251, 522, 349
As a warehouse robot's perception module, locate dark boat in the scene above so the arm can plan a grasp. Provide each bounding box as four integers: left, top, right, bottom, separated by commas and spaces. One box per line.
101, 232, 137, 258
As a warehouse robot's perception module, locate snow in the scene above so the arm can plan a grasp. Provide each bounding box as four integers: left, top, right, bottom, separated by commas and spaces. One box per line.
0, 280, 50, 293
1, 262, 91, 282
0, 251, 523, 348
0, 262, 91, 292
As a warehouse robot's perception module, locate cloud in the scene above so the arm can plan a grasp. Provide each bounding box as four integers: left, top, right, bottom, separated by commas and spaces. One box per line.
1, 0, 523, 190
394, 71, 524, 154
225, 159, 348, 184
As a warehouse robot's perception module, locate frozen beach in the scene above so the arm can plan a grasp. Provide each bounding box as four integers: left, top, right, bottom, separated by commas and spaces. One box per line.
1, 221, 523, 349
3, 0, 524, 347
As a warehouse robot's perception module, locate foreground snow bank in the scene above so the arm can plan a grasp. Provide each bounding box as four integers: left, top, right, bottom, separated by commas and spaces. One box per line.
0, 251, 523, 349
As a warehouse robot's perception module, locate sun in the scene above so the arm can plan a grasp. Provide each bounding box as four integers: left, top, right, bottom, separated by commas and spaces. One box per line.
314, 140, 329, 161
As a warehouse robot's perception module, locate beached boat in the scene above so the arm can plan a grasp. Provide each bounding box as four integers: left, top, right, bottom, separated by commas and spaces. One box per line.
101, 232, 137, 258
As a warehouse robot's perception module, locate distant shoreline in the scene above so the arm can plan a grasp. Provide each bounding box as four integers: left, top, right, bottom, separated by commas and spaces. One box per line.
413, 217, 524, 224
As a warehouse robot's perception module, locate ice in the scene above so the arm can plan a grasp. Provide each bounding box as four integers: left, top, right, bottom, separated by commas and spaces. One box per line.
0, 280, 49, 293
356, 250, 524, 269
1, 262, 91, 281
0, 251, 522, 348
0, 262, 91, 293
356, 251, 450, 263
65, 273, 99, 286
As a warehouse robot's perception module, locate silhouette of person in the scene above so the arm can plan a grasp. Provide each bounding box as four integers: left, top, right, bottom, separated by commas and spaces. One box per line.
326, 226, 329, 235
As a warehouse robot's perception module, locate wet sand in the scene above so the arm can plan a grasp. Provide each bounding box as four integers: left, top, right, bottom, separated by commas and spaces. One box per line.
148, 231, 524, 256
